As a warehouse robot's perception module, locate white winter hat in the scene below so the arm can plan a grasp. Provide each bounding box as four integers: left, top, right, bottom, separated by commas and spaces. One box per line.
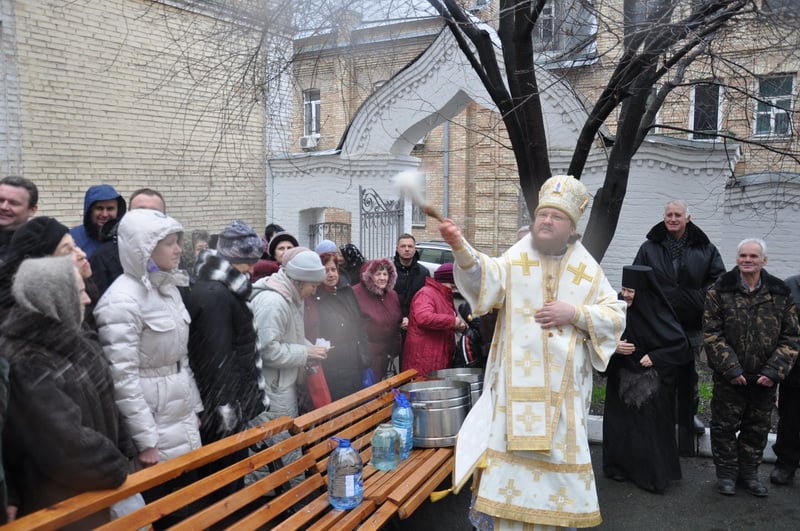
282, 247, 326, 283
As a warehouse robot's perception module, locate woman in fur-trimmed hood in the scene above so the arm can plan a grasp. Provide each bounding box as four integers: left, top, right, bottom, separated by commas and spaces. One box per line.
2, 256, 130, 528
353, 258, 403, 379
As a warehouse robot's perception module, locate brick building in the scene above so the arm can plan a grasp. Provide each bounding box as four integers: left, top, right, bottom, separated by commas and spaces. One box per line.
1, 0, 287, 237
282, 0, 799, 283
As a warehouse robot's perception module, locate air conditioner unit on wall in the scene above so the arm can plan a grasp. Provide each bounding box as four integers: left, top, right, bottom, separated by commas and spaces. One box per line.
300, 136, 318, 150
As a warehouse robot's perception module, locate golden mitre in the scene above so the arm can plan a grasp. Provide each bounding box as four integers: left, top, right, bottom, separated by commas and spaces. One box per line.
534, 174, 591, 225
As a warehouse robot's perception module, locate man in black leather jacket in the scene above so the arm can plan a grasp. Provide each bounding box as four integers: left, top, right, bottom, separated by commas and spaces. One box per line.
634, 200, 725, 455
392, 233, 429, 326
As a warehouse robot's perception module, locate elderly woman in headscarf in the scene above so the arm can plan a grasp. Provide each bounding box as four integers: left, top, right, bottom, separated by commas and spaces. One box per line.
401, 262, 467, 376
353, 258, 403, 379
94, 209, 203, 526
1, 256, 130, 528
602, 265, 689, 492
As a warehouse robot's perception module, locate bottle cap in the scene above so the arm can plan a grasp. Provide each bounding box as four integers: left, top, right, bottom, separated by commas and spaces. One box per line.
332, 436, 351, 448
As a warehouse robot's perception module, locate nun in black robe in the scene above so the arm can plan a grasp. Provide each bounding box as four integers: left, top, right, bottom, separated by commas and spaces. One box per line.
602, 265, 691, 492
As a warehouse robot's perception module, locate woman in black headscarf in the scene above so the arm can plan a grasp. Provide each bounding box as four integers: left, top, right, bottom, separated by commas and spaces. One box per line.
602, 265, 690, 492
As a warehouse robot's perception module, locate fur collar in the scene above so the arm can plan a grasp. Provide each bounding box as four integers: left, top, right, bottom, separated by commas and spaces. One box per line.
194, 250, 252, 299
645, 220, 711, 247
715, 267, 789, 295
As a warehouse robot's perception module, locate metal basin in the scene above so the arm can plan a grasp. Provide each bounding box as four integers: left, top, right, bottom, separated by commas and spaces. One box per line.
399, 380, 471, 448
427, 368, 484, 408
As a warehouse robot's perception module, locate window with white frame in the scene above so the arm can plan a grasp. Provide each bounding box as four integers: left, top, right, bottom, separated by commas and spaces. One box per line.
691, 82, 721, 140
534, 0, 556, 51
303, 89, 320, 137
755, 74, 794, 137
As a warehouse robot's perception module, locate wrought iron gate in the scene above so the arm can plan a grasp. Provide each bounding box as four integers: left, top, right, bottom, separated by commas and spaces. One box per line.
359, 186, 403, 260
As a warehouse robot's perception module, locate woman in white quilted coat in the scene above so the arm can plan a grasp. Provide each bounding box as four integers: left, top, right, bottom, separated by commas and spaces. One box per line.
94, 209, 203, 470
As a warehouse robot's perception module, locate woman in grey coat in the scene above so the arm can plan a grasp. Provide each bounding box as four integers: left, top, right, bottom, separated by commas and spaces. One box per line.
246, 247, 327, 486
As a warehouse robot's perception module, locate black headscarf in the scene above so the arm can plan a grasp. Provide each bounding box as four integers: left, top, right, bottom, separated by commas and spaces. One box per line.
621, 265, 690, 367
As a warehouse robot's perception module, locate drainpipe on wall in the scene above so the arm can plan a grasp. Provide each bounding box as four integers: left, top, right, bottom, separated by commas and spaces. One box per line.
443, 121, 450, 219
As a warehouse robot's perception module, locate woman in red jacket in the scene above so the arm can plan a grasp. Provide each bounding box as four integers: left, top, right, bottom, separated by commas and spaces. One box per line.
401, 263, 467, 376
353, 258, 403, 379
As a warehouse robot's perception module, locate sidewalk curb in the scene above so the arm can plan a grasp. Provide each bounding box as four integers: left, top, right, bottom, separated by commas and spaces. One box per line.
587, 414, 777, 462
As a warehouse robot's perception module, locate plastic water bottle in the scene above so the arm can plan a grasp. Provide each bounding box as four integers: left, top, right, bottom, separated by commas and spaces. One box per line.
327, 437, 364, 510
392, 390, 414, 460
372, 423, 400, 471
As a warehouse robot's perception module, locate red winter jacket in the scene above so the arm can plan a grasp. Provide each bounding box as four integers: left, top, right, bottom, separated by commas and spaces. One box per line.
401, 277, 456, 376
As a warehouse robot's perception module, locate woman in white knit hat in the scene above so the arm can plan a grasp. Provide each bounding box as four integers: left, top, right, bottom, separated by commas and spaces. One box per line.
246, 247, 327, 487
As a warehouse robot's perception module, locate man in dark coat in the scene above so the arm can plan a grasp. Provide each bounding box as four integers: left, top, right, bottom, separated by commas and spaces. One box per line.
186, 220, 268, 502
633, 199, 725, 455
770, 273, 800, 486
704, 239, 800, 497
392, 233, 429, 322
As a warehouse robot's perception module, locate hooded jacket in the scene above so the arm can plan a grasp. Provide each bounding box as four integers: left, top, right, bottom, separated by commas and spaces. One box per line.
401, 276, 457, 376
704, 267, 800, 384
94, 209, 203, 461
70, 184, 127, 258
186, 250, 268, 438
1, 257, 129, 528
250, 268, 309, 417
633, 220, 725, 333
352, 259, 403, 378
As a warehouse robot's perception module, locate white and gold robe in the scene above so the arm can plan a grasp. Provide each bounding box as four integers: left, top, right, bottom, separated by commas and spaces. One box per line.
453, 235, 625, 529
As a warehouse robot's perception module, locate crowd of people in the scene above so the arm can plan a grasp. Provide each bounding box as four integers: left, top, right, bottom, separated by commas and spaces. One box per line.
0, 176, 469, 527
2, 173, 799, 530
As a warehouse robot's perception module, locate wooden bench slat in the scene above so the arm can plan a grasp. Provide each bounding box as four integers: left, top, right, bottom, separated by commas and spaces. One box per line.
397, 453, 455, 519
224, 473, 326, 531
363, 450, 431, 504
387, 447, 452, 505
306, 499, 376, 531
270, 491, 329, 531
96, 427, 311, 531
356, 500, 399, 530
293, 370, 418, 431
164, 452, 319, 531
0, 416, 295, 531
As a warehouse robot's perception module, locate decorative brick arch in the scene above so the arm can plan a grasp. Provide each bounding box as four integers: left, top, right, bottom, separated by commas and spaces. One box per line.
340, 28, 590, 157
268, 26, 593, 250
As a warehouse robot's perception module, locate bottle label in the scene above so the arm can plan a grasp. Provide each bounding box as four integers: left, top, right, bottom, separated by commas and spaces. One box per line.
330, 472, 363, 497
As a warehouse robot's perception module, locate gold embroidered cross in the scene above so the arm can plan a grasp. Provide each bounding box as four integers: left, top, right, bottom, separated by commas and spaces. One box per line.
579, 470, 594, 490
514, 300, 536, 322
548, 486, 576, 512
513, 350, 542, 377
515, 404, 543, 432
499, 478, 522, 505
567, 263, 593, 285
511, 252, 539, 276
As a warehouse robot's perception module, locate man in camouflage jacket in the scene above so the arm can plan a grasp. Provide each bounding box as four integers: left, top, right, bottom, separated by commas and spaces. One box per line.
704, 238, 800, 497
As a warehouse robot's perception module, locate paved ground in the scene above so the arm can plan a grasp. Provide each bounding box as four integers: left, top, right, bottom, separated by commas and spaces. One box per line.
397, 443, 800, 530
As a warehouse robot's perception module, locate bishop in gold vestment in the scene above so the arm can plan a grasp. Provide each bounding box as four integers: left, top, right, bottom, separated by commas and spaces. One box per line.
439, 175, 626, 530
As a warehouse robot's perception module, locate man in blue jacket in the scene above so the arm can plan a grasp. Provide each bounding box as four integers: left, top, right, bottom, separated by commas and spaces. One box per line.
70, 184, 126, 258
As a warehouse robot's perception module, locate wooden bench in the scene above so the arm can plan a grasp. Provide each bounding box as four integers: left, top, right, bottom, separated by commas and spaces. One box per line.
1, 369, 455, 530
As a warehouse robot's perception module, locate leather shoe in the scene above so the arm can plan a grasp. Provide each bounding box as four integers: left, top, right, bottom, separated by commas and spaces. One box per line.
693, 415, 706, 435
770, 467, 794, 486
740, 478, 768, 497
716, 478, 736, 496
